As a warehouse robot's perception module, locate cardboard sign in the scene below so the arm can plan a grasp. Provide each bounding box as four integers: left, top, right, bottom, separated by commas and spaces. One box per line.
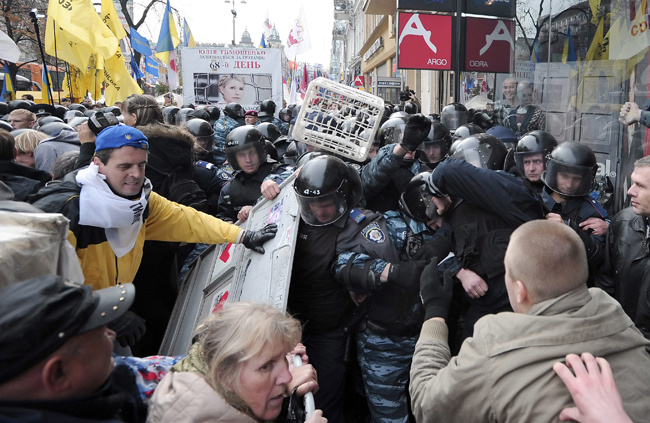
464, 17, 515, 73
398, 12, 453, 70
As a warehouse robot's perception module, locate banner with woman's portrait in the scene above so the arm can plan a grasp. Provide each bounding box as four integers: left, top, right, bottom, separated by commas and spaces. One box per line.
180, 47, 283, 112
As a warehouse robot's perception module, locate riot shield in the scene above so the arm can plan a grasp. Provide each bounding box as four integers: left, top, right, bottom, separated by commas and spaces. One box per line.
159, 172, 300, 356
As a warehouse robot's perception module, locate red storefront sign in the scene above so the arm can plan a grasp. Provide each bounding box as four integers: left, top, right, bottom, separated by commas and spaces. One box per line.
464, 17, 515, 73
397, 12, 453, 70
354, 76, 365, 86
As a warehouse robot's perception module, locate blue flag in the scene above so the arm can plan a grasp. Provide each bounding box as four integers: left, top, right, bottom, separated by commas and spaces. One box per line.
145, 55, 159, 78
259, 34, 267, 48
130, 27, 152, 56
1, 61, 14, 101
130, 55, 144, 80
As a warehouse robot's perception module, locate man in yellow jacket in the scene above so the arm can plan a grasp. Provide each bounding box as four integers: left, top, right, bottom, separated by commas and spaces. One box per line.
31, 125, 276, 346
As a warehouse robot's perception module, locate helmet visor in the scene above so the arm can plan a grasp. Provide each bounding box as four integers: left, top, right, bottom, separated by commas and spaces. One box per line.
543, 159, 595, 197
450, 144, 496, 169
399, 187, 439, 222
441, 111, 466, 131
296, 189, 348, 226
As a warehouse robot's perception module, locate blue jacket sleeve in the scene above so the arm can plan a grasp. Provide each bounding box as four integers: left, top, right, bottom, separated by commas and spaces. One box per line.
361, 144, 404, 200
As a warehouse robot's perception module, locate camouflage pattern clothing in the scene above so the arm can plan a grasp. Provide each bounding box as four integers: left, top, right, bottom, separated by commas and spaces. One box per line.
212, 115, 241, 154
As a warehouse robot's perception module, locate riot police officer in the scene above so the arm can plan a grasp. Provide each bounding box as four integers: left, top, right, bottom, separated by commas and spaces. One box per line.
513, 130, 557, 194
217, 125, 288, 222
213, 102, 244, 160
542, 141, 608, 278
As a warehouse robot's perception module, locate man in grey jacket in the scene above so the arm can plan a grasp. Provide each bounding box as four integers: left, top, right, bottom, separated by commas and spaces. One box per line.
410, 219, 650, 422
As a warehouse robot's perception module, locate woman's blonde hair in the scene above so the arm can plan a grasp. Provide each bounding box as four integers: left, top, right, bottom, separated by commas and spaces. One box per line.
14, 130, 48, 154
195, 302, 301, 413
218, 74, 246, 89
120, 94, 163, 126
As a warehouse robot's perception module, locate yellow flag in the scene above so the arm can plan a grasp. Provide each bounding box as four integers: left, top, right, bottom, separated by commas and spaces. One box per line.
100, 0, 127, 40
45, 0, 119, 69
589, 0, 601, 24
103, 48, 143, 106
63, 65, 85, 102
585, 17, 609, 61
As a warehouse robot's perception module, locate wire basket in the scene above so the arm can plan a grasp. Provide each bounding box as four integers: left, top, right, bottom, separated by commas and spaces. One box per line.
292, 77, 384, 162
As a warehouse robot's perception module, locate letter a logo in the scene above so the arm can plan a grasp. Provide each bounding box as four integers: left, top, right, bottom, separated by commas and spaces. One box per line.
399, 13, 437, 54
479, 20, 515, 55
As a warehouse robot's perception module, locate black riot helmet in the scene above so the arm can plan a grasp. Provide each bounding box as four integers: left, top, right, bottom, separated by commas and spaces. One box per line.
8, 100, 31, 112
440, 102, 468, 131
403, 102, 419, 114
224, 102, 245, 120
450, 133, 507, 170
175, 108, 194, 126
514, 130, 558, 177
418, 122, 452, 166
279, 107, 292, 123
67, 103, 87, 113
256, 122, 282, 142
38, 121, 74, 136
225, 125, 267, 172
399, 172, 439, 222
54, 105, 68, 120
389, 110, 409, 119
377, 116, 408, 145
185, 118, 215, 152
206, 106, 221, 123
453, 123, 484, 140
291, 104, 302, 120
188, 108, 211, 122
0, 102, 8, 116
282, 140, 306, 167
542, 141, 597, 197
258, 100, 276, 118
0, 120, 12, 131
162, 106, 180, 125
472, 111, 494, 131
294, 155, 363, 226
273, 135, 290, 160
36, 116, 64, 128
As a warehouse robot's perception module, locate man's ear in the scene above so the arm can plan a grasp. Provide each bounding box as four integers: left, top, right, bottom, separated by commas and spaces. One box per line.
515, 280, 529, 305
41, 356, 72, 395
93, 156, 101, 166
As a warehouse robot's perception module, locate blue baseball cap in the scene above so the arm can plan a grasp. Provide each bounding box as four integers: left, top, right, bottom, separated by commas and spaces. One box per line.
95, 124, 149, 151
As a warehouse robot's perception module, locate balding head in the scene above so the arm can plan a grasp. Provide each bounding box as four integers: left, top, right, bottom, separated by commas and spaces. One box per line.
505, 220, 588, 311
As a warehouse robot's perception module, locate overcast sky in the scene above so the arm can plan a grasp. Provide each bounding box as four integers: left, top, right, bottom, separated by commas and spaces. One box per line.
134, 0, 335, 66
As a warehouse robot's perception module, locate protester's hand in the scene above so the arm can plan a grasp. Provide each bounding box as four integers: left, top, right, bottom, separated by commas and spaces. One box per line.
77, 122, 96, 144
420, 259, 453, 320
349, 291, 367, 305
545, 212, 565, 224
241, 223, 277, 254
305, 410, 327, 423
108, 311, 146, 348
553, 353, 632, 423
289, 343, 309, 365
400, 113, 431, 151
261, 179, 281, 200
237, 205, 252, 223
288, 363, 319, 396
456, 268, 488, 299
579, 218, 609, 237
386, 260, 430, 291
619, 102, 641, 125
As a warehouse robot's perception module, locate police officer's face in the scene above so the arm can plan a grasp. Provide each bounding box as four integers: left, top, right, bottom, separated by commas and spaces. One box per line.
94, 146, 148, 198
423, 142, 442, 163
236, 146, 260, 175
556, 171, 583, 196
309, 198, 338, 223
628, 166, 650, 216
523, 153, 544, 182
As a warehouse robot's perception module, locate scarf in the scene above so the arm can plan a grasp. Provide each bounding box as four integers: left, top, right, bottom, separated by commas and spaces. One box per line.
76, 163, 152, 258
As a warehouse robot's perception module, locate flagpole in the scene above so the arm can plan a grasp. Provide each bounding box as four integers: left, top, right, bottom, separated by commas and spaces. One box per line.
52, 18, 62, 104
30, 10, 54, 106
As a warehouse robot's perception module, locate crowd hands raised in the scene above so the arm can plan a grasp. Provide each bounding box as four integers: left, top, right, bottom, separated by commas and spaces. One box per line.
0, 88, 649, 422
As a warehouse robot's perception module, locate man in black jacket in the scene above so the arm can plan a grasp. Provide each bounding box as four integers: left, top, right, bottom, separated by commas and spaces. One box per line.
601, 155, 650, 339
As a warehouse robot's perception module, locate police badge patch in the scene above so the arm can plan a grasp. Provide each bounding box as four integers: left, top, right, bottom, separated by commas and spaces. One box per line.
362, 222, 385, 243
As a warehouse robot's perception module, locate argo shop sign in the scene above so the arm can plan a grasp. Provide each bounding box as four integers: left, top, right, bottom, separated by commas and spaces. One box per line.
464, 17, 515, 73
397, 12, 453, 70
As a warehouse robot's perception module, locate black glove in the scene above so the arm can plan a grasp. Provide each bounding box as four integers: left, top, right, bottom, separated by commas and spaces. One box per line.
400, 113, 431, 151
420, 259, 453, 321
387, 260, 430, 291
108, 311, 146, 348
242, 223, 278, 254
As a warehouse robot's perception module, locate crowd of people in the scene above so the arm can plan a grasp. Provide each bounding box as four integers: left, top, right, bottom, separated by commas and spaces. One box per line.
0, 84, 649, 423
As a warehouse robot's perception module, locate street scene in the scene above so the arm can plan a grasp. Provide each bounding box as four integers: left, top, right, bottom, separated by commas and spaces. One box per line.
1, 0, 650, 422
